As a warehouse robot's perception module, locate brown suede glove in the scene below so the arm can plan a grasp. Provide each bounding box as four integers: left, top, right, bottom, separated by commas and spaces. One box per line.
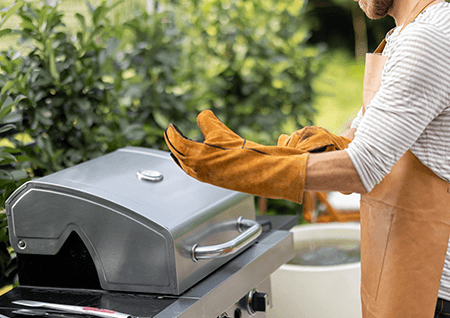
278, 126, 352, 152
164, 110, 309, 204
278, 126, 353, 195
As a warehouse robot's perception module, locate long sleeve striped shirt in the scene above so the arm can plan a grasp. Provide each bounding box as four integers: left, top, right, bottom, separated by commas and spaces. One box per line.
344, 2, 450, 301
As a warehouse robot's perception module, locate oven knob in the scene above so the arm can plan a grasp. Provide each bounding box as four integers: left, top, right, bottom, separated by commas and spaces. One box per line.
252, 292, 269, 312
247, 290, 269, 315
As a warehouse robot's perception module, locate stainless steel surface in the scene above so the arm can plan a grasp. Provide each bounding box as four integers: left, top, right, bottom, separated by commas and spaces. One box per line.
6, 147, 257, 295
247, 289, 257, 316
154, 229, 295, 318
191, 217, 262, 262
12, 301, 132, 318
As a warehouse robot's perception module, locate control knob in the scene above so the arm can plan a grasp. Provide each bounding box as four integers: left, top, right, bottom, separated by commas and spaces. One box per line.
247, 289, 269, 315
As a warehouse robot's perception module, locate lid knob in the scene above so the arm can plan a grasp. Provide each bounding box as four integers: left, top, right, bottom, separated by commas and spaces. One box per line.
136, 170, 163, 182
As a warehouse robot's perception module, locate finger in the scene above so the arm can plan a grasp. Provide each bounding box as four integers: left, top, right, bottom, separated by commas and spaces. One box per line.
277, 134, 290, 147
164, 124, 205, 158
289, 127, 319, 145
287, 131, 303, 148
196, 110, 242, 143
278, 127, 322, 148
282, 126, 329, 150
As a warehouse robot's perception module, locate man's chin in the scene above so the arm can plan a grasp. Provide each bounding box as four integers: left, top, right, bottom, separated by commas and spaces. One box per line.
368, 12, 389, 19
360, 0, 392, 20
362, 6, 390, 19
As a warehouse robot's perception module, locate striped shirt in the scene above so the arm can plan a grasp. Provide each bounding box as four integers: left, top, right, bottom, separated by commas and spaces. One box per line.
344, 2, 450, 301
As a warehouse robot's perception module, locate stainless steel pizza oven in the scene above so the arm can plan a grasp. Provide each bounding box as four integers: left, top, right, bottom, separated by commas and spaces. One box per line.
1, 147, 296, 318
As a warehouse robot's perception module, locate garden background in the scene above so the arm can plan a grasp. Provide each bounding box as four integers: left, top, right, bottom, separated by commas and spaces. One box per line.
0, 0, 400, 291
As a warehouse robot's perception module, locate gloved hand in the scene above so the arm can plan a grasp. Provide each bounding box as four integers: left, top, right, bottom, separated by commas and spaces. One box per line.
278, 126, 352, 152
278, 126, 353, 195
164, 110, 309, 204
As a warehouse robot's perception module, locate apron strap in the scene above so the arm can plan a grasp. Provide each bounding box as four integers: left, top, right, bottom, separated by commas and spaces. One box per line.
374, 0, 438, 53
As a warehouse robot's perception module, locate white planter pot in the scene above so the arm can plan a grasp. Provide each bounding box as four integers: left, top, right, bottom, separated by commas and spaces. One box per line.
267, 223, 362, 318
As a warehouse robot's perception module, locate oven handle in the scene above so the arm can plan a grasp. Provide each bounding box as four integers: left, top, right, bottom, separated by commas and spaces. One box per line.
191, 216, 262, 262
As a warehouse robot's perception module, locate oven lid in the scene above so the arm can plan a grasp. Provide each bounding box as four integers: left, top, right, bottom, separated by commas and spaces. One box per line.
7, 147, 247, 231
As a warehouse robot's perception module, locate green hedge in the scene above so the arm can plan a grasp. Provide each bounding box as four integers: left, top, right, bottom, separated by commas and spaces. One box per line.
0, 0, 29, 289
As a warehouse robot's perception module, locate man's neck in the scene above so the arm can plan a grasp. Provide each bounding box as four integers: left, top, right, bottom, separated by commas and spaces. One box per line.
389, 0, 441, 26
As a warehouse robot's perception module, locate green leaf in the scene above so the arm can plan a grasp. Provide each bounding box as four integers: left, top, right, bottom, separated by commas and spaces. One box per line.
0, 111, 21, 125
0, 147, 20, 154
92, 6, 107, 26
10, 169, 28, 180
90, 24, 105, 39
0, 95, 26, 120
0, 1, 24, 28
122, 123, 145, 140
109, 0, 124, 12
15, 155, 29, 162
153, 111, 169, 129
0, 96, 14, 118
0, 227, 8, 242
0, 151, 17, 160
76, 98, 91, 111
0, 170, 13, 181
0, 29, 11, 38
0, 157, 17, 165
75, 12, 86, 28
19, 18, 38, 33
86, 1, 95, 14
0, 80, 15, 95
48, 49, 59, 82
0, 124, 15, 134
14, 94, 26, 103
36, 108, 53, 125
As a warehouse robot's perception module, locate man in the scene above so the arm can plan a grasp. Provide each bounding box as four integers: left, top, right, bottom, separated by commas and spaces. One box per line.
164, 0, 450, 316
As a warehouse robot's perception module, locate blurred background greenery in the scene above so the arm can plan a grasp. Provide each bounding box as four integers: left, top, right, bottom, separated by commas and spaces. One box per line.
0, 0, 396, 136
0, 0, 400, 291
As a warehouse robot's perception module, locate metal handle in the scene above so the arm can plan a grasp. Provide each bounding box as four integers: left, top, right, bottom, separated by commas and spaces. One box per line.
191, 217, 262, 262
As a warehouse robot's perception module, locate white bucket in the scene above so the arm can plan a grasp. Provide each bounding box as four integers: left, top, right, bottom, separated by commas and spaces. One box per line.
267, 223, 362, 318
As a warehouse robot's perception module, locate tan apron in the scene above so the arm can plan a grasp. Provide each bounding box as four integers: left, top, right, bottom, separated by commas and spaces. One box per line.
360, 1, 450, 317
